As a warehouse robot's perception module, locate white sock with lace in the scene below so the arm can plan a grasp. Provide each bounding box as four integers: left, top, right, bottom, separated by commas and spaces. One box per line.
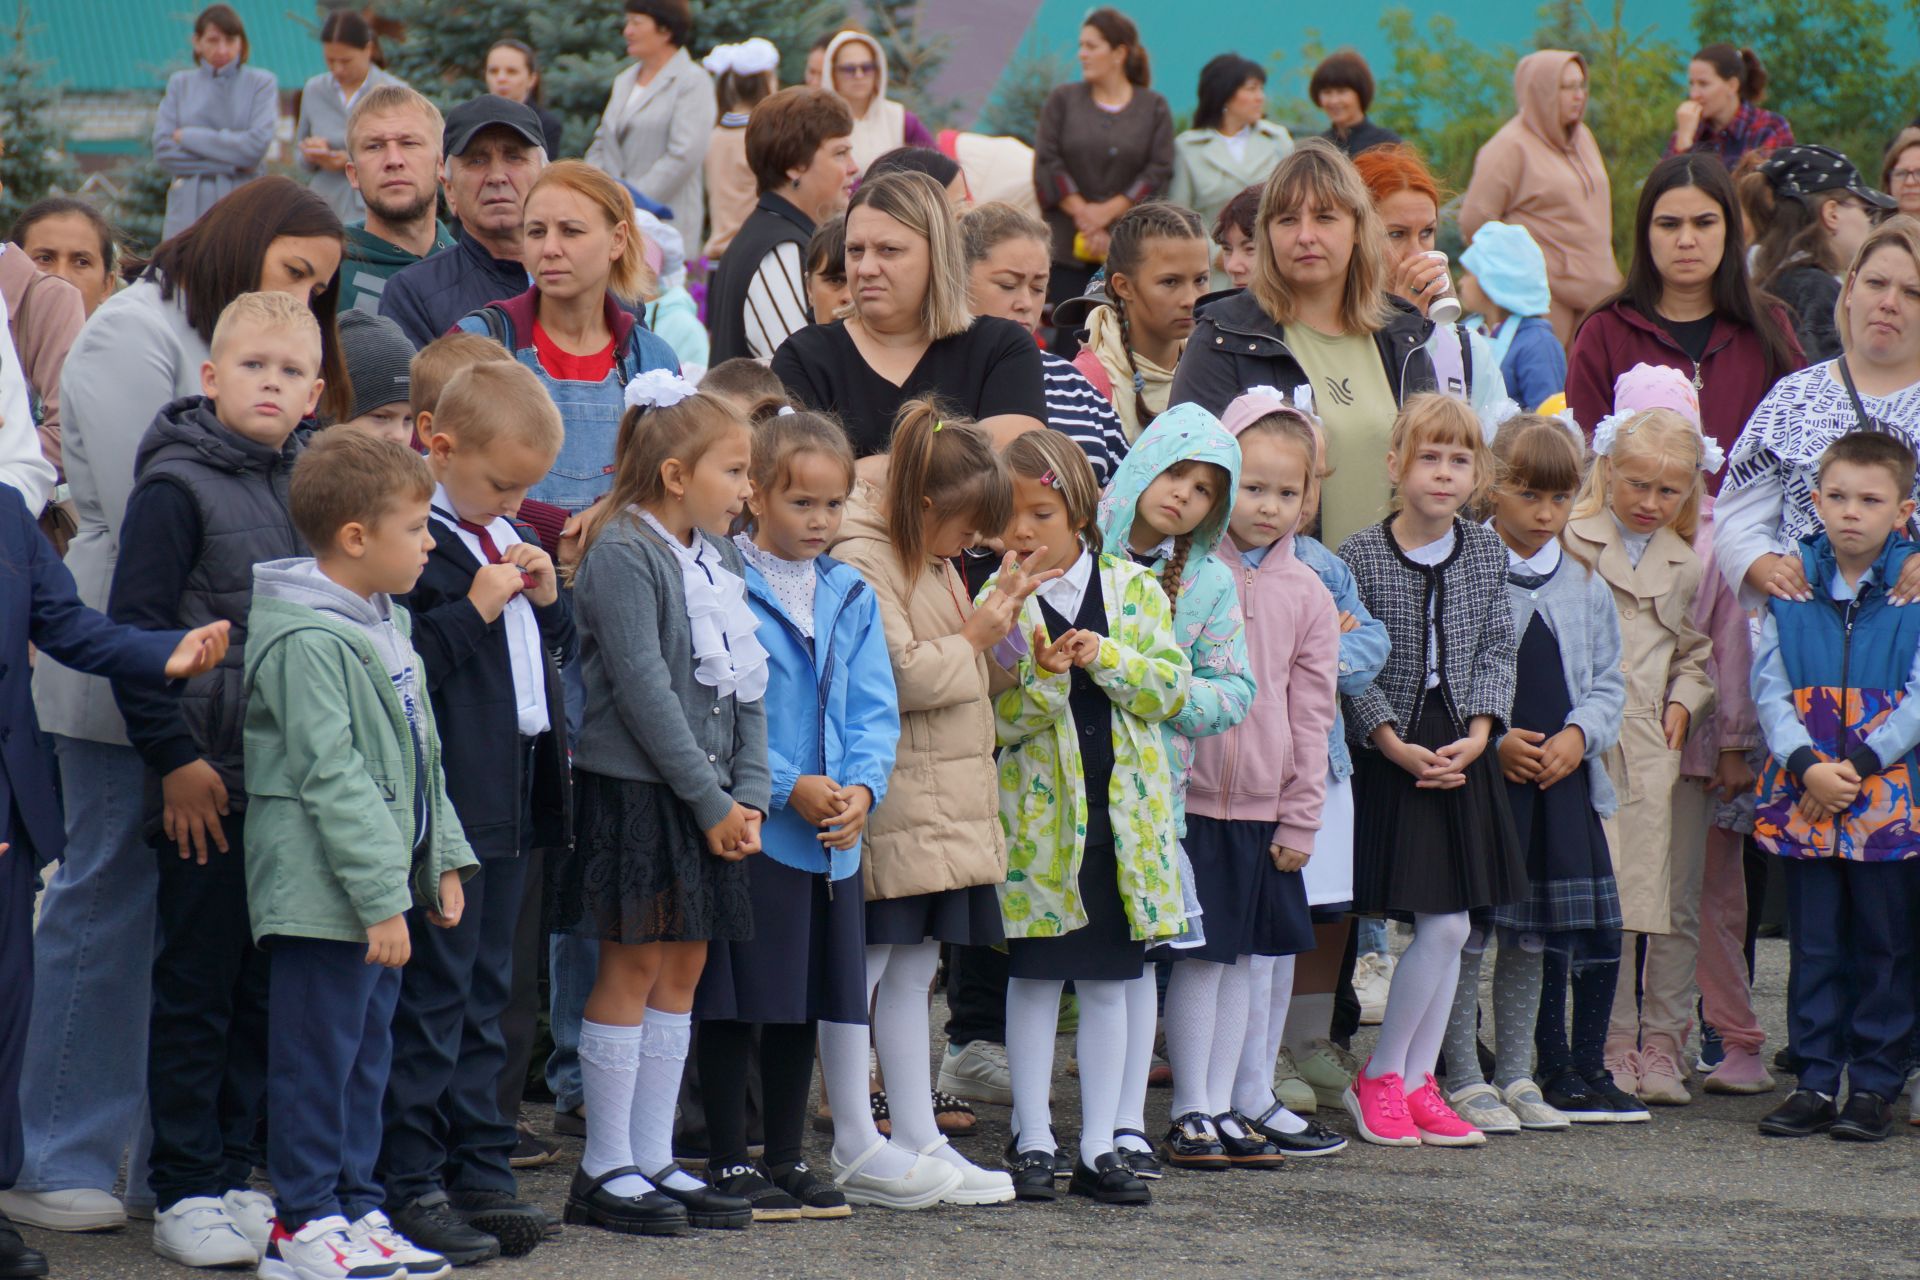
579, 1019, 651, 1197
1006, 978, 1063, 1153
1165, 959, 1224, 1122
1074, 980, 1129, 1165
1112, 973, 1159, 1153
630, 1008, 702, 1191
819, 1019, 917, 1180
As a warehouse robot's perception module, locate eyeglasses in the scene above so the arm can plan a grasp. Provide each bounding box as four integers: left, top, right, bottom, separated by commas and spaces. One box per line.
836, 62, 878, 77
1891, 169, 1920, 185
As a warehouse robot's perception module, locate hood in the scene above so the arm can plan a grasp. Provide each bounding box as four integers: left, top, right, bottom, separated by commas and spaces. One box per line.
1097, 402, 1242, 569
835, 478, 893, 552
346, 222, 426, 268
1514, 50, 1585, 151
824, 30, 891, 122
1458, 220, 1553, 319
135, 395, 295, 482
250, 557, 414, 681
1798, 531, 1919, 604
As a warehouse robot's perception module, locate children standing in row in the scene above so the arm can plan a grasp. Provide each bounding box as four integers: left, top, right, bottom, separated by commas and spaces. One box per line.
1339, 394, 1527, 1149
991, 431, 1188, 1206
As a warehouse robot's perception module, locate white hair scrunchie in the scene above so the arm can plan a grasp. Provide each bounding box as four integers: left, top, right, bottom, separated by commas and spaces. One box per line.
624, 368, 700, 413
1289, 382, 1316, 420
1591, 408, 1725, 474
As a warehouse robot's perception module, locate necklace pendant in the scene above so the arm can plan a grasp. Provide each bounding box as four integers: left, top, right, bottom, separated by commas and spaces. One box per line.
1692, 364, 1705, 391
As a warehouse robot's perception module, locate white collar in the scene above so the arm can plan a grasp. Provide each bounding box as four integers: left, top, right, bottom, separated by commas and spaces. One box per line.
1487, 520, 1561, 575
639, 510, 769, 702
1037, 546, 1094, 620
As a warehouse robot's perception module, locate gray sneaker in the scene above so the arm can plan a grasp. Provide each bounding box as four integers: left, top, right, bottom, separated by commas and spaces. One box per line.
1446, 1082, 1521, 1135
1500, 1079, 1570, 1131
937, 1039, 1013, 1106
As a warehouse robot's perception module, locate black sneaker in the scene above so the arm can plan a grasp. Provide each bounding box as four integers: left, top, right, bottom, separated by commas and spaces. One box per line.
1581, 1073, 1651, 1123
387, 1191, 502, 1266
0, 1211, 48, 1279
762, 1160, 850, 1220
709, 1162, 803, 1222
1831, 1091, 1894, 1142
510, 1121, 562, 1169
1002, 1139, 1060, 1202
447, 1188, 546, 1257
1540, 1073, 1614, 1124
1113, 1129, 1163, 1180
1772, 1046, 1804, 1076
1759, 1088, 1838, 1138
1159, 1112, 1229, 1171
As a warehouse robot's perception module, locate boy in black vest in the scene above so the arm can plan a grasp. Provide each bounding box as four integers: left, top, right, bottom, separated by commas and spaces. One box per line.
377, 358, 573, 1261
108, 291, 320, 1270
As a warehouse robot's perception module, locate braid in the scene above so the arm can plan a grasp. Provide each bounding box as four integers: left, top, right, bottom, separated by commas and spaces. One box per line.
1113, 296, 1154, 430
1160, 532, 1192, 606
1105, 201, 1204, 432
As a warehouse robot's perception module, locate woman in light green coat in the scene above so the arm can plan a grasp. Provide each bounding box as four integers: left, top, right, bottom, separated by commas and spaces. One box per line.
1168, 55, 1293, 289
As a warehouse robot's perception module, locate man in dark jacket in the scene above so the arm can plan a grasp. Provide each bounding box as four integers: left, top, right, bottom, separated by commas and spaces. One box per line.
339, 84, 458, 317
380, 96, 546, 349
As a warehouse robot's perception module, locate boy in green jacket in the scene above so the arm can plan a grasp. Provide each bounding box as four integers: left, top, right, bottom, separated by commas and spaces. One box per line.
243, 428, 478, 1280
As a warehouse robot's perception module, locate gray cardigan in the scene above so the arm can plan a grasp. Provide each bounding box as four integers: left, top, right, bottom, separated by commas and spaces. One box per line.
1503, 549, 1627, 817
35, 278, 207, 745
297, 66, 403, 222
153, 61, 279, 240
572, 514, 770, 829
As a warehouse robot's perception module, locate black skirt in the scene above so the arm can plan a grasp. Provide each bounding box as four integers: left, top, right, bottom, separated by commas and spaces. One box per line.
1351, 689, 1529, 916
1159, 816, 1317, 963
695, 856, 870, 1025
1006, 841, 1147, 981
1492, 615, 1624, 935
549, 771, 754, 945
865, 884, 1006, 947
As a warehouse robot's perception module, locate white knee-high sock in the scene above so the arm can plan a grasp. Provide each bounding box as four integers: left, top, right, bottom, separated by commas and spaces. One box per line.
1112, 973, 1158, 1152
819, 1018, 916, 1179
1234, 955, 1279, 1117
1006, 978, 1063, 1152
1074, 980, 1129, 1165
1207, 956, 1252, 1122
1366, 912, 1472, 1082
1404, 913, 1471, 1084
631, 1008, 701, 1190
1165, 960, 1224, 1120
580, 1019, 650, 1197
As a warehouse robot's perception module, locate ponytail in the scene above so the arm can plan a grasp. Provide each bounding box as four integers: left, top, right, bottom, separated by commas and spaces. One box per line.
1694, 42, 1767, 105
1083, 8, 1151, 89
884, 398, 1012, 583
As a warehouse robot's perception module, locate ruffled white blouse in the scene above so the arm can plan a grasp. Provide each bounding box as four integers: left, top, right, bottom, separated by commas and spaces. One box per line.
640, 510, 769, 702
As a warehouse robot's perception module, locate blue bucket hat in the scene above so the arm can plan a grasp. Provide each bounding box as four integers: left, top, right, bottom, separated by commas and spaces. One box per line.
1459, 221, 1552, 319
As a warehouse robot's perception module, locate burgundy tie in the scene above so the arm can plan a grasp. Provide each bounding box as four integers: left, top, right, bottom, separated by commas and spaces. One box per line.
456, 517, 534, 588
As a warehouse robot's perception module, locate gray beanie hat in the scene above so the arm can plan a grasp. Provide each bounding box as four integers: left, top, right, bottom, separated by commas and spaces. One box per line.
337, 310, 414, 421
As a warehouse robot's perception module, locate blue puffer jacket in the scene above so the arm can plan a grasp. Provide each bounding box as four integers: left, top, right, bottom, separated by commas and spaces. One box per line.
741, 548, 900, 879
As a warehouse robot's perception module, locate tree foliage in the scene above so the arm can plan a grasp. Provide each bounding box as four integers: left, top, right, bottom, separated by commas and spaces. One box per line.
0, 3, 78, 228
977, 44, 1074, 145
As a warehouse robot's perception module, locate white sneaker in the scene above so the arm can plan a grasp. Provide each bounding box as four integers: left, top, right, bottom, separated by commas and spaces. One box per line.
258, 1215, 404, 1280
0, 1187, 126, 1231
937, 1039, 1012, 1106
347, 1212, 451, 1279
151, 1195, 258, 1268
919, 1137, 1015, 1206
222, 1190, 275, 1257
1354, 952, 1393, 1025
830, 1139, 962, 1211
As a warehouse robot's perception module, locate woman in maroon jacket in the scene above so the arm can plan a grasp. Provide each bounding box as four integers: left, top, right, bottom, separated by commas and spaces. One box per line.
1568, 152, 1801, 482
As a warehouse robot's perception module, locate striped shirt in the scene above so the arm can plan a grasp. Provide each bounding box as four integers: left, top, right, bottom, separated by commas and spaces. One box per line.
743, 241, 810, 361
1042, 350, 1127, 486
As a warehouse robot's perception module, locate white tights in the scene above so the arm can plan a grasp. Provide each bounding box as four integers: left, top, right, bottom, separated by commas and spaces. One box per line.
1363, 912, 1471, 1084
1006, 977, 1130, 1166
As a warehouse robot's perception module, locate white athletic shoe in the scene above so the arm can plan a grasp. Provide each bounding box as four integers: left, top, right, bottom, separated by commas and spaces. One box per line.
920, 1137, 1015, 1205
222, 1189, 275, 1257
937, 1039, 1013, 1106
257, 1215, 404, 1280
0, 1187, 126, 1232
150, 1195, 258, 1268
1354, 952, 1394, 1025
347, 1211, 452, 1279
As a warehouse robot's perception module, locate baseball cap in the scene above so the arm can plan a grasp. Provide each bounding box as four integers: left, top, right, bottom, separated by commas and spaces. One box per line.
1759, 144, 1896, 211
443, 94, 545, 157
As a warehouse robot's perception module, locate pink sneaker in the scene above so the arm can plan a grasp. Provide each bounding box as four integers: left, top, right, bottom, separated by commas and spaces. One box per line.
1636, 1038, 1691, 1105
1604, 1043, 1643, 1095
1404, 1075, 1487, 1147
1342, 1061, 1420, 1146
1703, 1047, 1776, 1095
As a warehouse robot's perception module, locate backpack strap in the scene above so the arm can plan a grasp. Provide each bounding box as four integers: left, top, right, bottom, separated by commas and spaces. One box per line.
1428, 321, 1468, 400
473, 303, 513, 350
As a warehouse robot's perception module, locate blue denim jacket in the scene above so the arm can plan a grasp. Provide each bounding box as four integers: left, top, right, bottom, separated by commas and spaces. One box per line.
1294, 534, 1389, 781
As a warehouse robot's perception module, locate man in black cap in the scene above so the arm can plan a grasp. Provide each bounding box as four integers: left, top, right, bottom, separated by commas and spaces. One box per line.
379, 94, 548, 349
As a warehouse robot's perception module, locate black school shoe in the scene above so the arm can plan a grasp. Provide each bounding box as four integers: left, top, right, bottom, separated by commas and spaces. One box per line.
1160, 1112, 1230, 1171
1068, 1152, 1150, 1205
1003, 1141, 1061, 1202
1113, 1130, 1163, 1181
448, 1188, 547, 1257
0, 1211, 48, 1279
1214, 1114, 1286, 1169
1245, 1102, 1349, 1156
1581, 1073, 1651, 1123
563, 1166, 688, 1236
1759, 1089, 1838, 1138
387, 1191, 502, 1266
1831, 1091, 1893, 1142
709, 1163, 804, 1222
646, 1164, 753, 1229
1540, 1074, 1614, 1124
763, 1160, 851, 1220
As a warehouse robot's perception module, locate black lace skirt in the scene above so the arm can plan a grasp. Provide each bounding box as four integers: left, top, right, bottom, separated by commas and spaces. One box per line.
549, 770, 754, 945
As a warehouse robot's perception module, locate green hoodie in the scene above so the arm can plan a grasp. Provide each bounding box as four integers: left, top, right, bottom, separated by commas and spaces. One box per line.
339, 220, 456, 318
242, 559, 476, 945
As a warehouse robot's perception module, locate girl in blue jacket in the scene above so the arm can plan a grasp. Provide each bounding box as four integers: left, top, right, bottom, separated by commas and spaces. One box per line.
694, 409, 902, 1220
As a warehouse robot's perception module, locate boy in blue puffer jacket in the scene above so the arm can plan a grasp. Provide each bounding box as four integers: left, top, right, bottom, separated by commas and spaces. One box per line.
1459, 221, 1567, 412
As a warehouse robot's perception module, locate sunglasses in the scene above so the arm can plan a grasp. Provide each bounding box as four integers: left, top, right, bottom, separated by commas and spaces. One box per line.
836, 62, 878, 77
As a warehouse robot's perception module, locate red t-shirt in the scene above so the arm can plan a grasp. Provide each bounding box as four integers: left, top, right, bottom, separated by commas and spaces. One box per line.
532, 319, 617, 383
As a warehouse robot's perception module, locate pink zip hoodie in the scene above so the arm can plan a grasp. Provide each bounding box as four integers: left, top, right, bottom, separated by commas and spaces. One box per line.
1186, 395, 1341, 851
1680, 493, 1759, 780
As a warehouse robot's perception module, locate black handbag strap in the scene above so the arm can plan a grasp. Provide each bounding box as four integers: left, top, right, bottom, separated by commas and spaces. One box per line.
1836, 355, 1879, 433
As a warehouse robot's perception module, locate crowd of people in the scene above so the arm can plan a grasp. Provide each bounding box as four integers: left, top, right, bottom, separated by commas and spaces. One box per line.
2, 0, 1919, 1277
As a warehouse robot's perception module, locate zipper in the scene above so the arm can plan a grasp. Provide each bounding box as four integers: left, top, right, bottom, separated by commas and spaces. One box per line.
1219, 561, 1255, 803
1836, 594, 1860, 759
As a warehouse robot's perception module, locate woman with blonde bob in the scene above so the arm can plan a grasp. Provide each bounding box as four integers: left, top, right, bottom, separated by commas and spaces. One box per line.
773, 170, 1046, 457
456, 159, 679, 514
1169, 138, 1466, 545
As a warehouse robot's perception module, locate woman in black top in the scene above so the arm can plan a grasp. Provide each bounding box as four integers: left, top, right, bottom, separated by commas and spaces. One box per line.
772, 171, 1046, 457
1311, 50, 1401, 158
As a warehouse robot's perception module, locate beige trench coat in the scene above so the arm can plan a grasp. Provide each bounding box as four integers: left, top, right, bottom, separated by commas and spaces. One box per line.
1565, 513, 1716, 934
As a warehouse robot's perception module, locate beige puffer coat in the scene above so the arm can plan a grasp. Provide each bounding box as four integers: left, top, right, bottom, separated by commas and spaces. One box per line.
831, 485, 1007, 901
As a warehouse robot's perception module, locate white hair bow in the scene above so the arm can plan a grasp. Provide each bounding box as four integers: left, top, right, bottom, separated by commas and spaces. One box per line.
623, 368, 699, 412
703, 37, 779, 77
1591, 408, 1725, 474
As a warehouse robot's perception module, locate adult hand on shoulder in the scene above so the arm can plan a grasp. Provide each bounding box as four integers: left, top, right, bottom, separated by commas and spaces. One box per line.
428, 870, 465, 929
558, 498, 609, 571
1746, 552, 1811, 603
366, 914, 412, 967
1892, 554, 1920, 606
165, 620, 232, 679
162, 759, 230, 863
